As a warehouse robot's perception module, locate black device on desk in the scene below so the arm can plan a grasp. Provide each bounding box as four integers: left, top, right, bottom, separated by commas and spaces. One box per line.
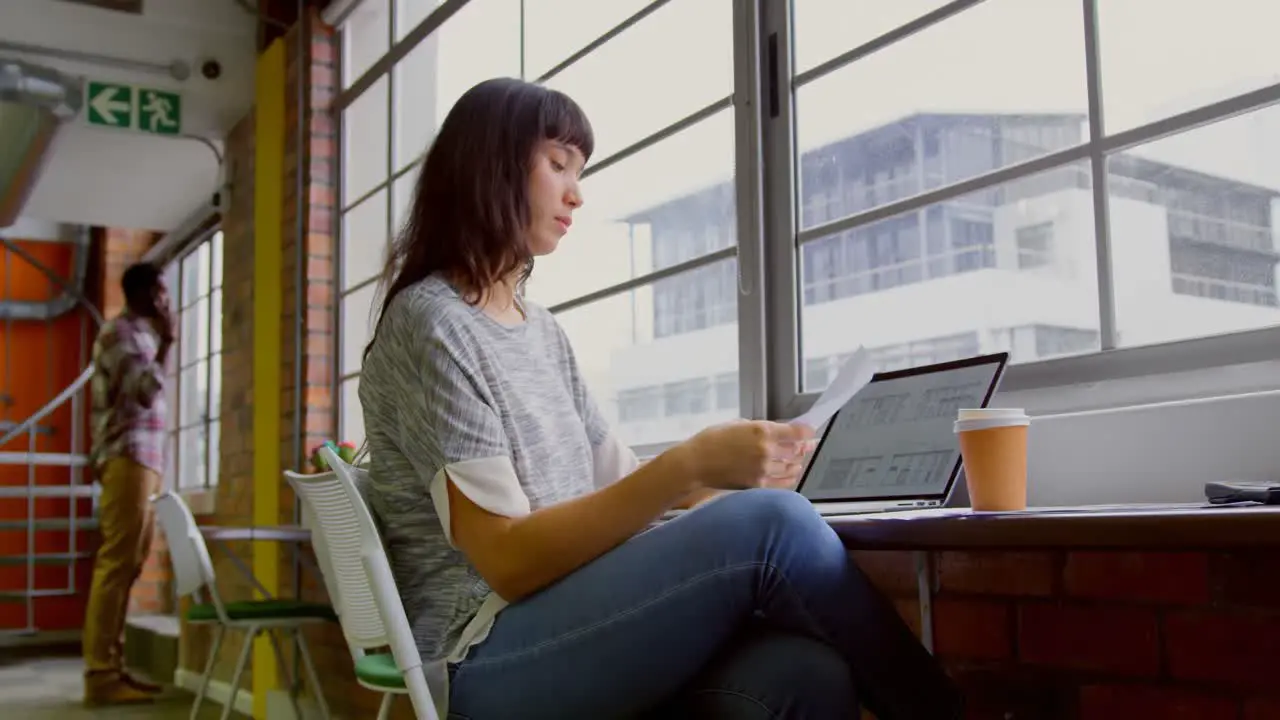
1204, 481, 1280, 506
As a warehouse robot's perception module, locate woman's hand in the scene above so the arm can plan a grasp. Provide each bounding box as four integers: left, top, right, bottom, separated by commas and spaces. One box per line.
679, 420, 817, 491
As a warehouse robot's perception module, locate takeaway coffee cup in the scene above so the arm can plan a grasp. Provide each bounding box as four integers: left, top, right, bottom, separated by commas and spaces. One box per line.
954, 408, 1031, 511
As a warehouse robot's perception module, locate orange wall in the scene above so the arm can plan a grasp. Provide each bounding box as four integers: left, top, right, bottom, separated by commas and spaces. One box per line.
0, 239, 95, 630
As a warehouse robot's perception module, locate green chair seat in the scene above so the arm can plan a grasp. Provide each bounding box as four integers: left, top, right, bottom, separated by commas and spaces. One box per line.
354, 652, 405, 689
187, 599, 337, 623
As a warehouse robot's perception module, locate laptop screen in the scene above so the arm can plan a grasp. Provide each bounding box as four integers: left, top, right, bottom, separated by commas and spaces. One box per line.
797, 352, 1009, 504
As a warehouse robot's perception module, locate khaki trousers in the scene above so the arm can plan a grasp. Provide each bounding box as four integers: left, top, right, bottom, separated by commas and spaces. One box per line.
82, 457, 161, 676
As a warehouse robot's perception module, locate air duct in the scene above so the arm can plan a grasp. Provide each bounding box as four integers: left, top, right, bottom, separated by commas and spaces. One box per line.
0, 57, 82, 228
0, 224, 95, 322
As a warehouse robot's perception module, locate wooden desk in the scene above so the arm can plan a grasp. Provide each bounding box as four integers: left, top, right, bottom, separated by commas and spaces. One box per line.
828, 503, 1280, 551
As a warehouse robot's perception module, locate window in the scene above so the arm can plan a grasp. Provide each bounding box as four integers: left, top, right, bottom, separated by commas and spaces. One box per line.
336, 0, 523, 447
334, 0, 1280, 448
1017, 223, 1055, 270
163, 230, 223, 489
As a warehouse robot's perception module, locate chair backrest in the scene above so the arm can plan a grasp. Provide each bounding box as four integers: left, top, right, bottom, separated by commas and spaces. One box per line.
152, 492, 224, 617
284, 469, 367, 662
286, 449, 423, 676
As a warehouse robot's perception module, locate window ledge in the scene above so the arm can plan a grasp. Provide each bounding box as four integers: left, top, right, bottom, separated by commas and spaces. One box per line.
179, 488, 217, 517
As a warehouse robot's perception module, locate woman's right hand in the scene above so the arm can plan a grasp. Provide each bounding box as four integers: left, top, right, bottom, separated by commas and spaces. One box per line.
679, 420, 817, 491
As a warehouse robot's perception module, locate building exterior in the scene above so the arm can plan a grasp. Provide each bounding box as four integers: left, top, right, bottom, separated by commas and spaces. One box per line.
602, 112, 1280, 449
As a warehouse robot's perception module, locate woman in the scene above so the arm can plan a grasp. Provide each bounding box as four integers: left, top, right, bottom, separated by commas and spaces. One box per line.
359, 77, 962, 719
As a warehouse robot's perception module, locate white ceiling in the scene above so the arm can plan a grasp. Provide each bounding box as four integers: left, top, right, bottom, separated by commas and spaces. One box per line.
2, 0, 258, 232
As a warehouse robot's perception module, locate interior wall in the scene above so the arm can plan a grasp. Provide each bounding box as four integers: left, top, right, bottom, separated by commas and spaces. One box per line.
0, 239, 92, 630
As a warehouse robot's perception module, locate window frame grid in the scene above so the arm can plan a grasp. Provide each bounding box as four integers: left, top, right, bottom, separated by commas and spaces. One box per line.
166, 228, 223, 489
332, 0, 1280, 444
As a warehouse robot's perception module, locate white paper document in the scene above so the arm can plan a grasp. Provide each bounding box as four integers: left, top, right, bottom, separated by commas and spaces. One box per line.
791, 346, 875, 429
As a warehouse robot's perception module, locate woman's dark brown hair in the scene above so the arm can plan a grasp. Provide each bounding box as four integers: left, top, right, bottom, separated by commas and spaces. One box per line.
364, 77, 593, 358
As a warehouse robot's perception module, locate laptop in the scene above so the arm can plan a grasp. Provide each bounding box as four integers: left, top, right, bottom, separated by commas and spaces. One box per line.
797, 352, 1010, 516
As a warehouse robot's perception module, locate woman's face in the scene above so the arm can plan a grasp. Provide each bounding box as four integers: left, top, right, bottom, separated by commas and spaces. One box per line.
526, 139, 586, 256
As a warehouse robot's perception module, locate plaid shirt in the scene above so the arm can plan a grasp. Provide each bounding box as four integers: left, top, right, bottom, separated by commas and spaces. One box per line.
90, 313, 168, 474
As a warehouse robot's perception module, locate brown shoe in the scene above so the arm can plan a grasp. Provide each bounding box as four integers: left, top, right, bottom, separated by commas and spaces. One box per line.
84, 672, 155, 707
122, 672, 164, 694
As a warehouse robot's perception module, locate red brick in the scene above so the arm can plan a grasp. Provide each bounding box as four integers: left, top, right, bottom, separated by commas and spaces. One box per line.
933, 598, 1011, 660
893, 598, 921, 639
849, 550, 918, 597
1244, 696, 1280, 720
937, 551, 1055, 597
1166, 610, 1280, 688
1214, 552, 1280, 608
1018, 603, 1160, 676
1065, 552, 1210, 604
950, 666, 1077, 720
1079, 684, 1237, 720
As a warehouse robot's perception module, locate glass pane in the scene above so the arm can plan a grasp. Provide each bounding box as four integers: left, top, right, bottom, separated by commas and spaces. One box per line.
180, 295, 208, 365
526, 110, 736, 308
178, 425, 207, 489
395, 0, 441, 40
209, 288, 222, 354
340, 376, 365, 448
392, 169, 418, 239
180, 242, 210, 307
793, 0, 1088, 231
342, 0, 390, 88
792, 1, 954, 75
1099, 0, 1279, 134
179, 360, 209, 426
544, 0, 733, 163
341, 283, 379, 376
522, 0, 652, 80
208, 420, 220, 486
209, 353, 222, 419
799, 161, 1099, 390
1109, 105, 1280, 347
163, 261, 180, 302
211, 231, 223, 288
392, 0, 521, 171
341, 189, 389, 291
556, 257, 740, 452
342, 76, 390, 206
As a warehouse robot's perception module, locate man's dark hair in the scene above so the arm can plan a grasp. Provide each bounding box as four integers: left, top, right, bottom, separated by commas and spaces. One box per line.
121, 262, 162, 310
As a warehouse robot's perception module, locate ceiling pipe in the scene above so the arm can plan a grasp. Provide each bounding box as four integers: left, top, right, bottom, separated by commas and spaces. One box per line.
0, 39, 189, 82
0, 225, 98, 323
0, 56, 83, 119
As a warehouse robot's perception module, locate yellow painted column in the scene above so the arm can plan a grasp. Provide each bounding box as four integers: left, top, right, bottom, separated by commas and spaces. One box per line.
252, 37, 285, 720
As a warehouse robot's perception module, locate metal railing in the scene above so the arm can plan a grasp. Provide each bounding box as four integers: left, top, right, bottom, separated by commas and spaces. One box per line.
0, 233, 101, 639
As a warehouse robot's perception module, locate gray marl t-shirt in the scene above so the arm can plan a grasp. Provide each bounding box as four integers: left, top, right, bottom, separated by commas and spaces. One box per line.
358, 274, 636, 714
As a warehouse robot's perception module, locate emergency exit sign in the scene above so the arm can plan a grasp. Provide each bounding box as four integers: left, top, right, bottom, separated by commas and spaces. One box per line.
86, 81, 182, 136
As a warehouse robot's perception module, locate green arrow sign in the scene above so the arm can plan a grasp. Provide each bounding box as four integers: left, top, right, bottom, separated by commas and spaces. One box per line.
85, 81, 183, 136
87, 81, 133, 128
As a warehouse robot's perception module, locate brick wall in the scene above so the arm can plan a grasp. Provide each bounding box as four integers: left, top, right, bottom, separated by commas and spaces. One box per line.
178, 109, 257, 681
855, 549, 1280, 719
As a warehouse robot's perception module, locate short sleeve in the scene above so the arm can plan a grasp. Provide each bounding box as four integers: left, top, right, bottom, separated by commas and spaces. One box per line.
392, 336, 530, 545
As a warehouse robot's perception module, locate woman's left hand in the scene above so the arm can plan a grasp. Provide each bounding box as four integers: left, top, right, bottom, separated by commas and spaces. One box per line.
760, 434, 819, 490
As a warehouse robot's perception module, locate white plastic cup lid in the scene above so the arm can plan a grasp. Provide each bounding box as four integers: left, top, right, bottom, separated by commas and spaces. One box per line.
956, 408, 1028, 421
954, 416, 1032, 434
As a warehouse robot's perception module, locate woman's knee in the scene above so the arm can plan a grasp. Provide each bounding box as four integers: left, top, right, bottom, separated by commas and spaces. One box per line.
711, 488, 828, 538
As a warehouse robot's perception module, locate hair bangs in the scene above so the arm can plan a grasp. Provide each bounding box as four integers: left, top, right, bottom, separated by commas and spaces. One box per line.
540, 89, 594, 163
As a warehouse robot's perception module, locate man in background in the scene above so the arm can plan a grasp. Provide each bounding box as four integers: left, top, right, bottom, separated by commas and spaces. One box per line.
82, 262, 173, 706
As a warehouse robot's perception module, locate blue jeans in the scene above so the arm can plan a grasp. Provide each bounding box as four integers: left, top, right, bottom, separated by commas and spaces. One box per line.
448, 489, 962, 719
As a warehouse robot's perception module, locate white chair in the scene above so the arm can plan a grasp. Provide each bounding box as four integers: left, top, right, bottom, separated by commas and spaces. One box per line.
285, 447, 439, 720
151, 492, 334, 720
